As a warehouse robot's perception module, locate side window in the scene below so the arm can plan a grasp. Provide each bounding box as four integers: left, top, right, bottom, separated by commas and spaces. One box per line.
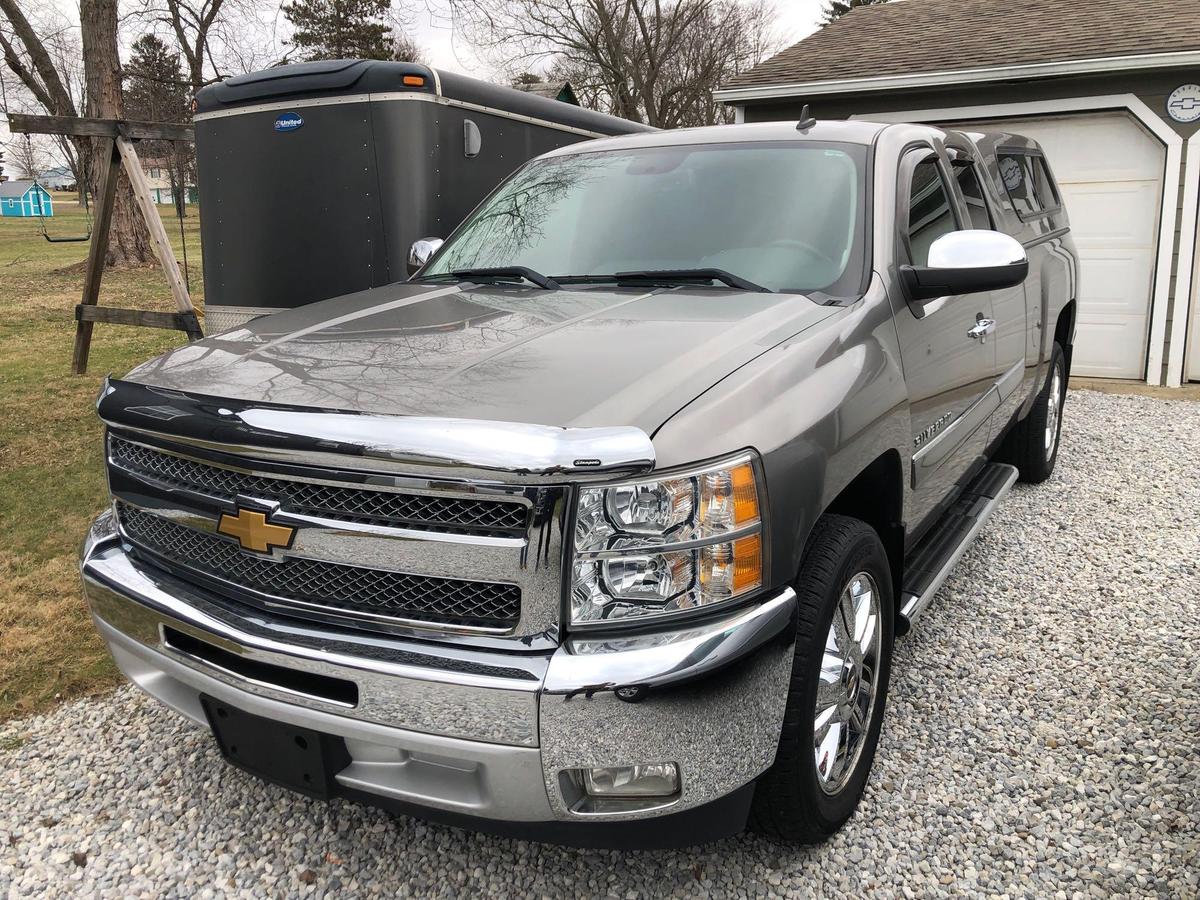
906, 156, 957, 266
998, 150, 1060, 220
952, 161, 994, 230
1030, 155, 1062, 211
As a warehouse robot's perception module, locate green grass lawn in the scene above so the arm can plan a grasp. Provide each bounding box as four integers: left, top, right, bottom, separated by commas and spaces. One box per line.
0, 192, 204, 721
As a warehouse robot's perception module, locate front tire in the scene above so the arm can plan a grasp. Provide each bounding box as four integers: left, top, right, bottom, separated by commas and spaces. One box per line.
1002, 342, 1066, 483
750, 515, 894, 844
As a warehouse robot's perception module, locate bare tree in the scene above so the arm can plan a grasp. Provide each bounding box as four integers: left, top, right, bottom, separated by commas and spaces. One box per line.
0, 5, 88, 191
821, 0, 888, 25
130, 0, 230, 90
441, 0, 777, 128
0, 0, 153, 264
132, 0, 287, 90
82, 0, 155, 265
171, 0, 222, 88
5, 133, 47, 178
392, 30, 427, 63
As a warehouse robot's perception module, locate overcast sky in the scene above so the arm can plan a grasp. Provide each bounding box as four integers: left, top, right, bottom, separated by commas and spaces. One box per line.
409, 1, 826, 76
3, 1, 825, 149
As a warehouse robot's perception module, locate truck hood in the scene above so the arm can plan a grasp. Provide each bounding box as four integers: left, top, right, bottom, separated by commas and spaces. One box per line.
125, 282, 841, 433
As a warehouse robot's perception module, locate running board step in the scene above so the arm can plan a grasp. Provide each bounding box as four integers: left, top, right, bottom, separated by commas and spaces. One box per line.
898, 462, 1019, 634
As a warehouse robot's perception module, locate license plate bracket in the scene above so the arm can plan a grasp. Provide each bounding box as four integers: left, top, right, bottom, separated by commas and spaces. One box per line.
201, 695, 350, 800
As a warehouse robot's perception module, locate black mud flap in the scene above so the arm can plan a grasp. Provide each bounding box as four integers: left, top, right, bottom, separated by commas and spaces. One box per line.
201, 695, 351, 800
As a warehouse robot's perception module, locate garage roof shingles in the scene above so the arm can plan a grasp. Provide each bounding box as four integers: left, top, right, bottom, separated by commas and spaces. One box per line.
726, 0, 1200, 89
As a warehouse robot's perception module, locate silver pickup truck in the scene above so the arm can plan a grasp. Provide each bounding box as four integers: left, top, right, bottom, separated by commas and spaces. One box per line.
81, 120, 1077, 848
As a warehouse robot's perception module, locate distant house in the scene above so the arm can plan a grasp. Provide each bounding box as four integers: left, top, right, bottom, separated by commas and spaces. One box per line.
0, 181, 53, 217
142, 158, 197, 206
512, 80, 579, 106
38, 166, 75, 191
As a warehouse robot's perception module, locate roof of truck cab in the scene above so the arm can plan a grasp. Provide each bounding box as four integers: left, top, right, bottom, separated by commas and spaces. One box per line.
537, 120, 892, 158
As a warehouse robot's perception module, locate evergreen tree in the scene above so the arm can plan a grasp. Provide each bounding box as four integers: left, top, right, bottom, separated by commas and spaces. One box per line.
283, 0, 394, 60
124, 34, 189, 124
822, 0, 889, 25
124, 34, 193, 215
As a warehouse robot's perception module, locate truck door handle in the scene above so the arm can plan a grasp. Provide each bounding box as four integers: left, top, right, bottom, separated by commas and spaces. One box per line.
967, 318, 997, 343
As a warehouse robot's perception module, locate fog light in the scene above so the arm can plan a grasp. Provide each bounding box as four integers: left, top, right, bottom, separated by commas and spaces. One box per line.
582, 763, 679, 798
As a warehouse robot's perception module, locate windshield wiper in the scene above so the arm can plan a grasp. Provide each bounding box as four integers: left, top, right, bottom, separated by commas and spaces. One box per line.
450, 267, 560, 290
558, 269, 772, 293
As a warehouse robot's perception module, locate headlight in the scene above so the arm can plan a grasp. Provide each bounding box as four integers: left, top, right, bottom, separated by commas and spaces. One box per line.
570, 453, 764, 626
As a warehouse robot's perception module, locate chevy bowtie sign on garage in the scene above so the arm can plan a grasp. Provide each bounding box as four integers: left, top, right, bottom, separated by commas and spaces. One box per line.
1166, 84, 1200, 124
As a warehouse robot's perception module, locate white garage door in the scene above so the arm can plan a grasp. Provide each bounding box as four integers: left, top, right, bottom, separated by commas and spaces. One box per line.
950, 113, 1165, 379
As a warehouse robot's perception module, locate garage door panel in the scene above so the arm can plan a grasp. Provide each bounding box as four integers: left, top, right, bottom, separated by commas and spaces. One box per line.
1060, 182, 1161, 248
1074, 314, 1149, 377
1077, 251, 1155, 315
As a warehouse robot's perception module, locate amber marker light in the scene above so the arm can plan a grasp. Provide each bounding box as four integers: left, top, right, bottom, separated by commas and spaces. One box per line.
402, 75, 426, 87
732, 533, 763, 594
731, 462, 760, 526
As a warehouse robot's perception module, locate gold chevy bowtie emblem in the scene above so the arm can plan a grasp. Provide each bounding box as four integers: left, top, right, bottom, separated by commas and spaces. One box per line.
217, 508, 295, 553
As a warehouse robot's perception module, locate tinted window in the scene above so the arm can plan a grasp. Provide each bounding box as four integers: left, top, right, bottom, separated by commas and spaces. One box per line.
426, 142, 868, 295
1030, 156, 1061, 210
906, 158, 957, 266
953, 162, 993, 230
998, 151, 1059, 219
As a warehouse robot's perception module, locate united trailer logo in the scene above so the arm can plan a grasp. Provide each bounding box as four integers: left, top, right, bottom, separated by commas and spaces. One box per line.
274, 111, 304, 132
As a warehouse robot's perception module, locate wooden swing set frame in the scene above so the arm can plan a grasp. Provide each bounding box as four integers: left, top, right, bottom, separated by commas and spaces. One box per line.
7, 113, 203, 374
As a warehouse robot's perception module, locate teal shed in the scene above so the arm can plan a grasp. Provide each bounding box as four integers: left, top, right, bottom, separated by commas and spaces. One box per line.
0, 181, 53, 217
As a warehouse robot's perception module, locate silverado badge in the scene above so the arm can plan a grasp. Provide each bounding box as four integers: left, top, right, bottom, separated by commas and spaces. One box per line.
914, 412, 954, 449
217, 508, 296, 553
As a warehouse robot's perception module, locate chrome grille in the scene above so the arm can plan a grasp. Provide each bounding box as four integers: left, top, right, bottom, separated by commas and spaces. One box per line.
117, 504, 522, 630
109, 436, 529, 535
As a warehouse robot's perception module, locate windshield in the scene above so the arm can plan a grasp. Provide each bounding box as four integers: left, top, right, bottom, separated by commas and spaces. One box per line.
423, 141, 868, 295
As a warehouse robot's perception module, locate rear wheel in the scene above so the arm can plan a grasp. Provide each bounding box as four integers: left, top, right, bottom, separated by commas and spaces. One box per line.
1002, 342, 1066, 483
750, 515, 893, 843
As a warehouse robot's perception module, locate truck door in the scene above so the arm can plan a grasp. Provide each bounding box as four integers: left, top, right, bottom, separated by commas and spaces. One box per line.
892, 147, 999, 536
946, 146, 1029, 433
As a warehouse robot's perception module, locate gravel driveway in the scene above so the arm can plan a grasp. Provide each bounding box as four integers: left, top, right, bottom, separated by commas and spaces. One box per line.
2, 389, 1197, 898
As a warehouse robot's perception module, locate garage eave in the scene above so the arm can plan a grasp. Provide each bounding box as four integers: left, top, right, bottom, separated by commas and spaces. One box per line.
714, 50, 1200, 104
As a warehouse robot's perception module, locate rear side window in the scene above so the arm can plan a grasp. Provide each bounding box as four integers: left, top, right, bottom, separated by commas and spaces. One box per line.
906, 157, 957, 265
998, 151, 1061, 220
1030, 156, 1062, 208
952, 161, 994, 230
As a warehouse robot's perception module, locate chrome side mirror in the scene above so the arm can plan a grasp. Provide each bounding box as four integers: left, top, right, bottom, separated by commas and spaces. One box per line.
407, 237, 444, 276
901, 230, 1028, 303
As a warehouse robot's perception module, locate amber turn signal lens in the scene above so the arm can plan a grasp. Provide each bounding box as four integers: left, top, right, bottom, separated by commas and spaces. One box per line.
732, 533, 762, 594
402, 75, 426, 87
731, 462, 759, 526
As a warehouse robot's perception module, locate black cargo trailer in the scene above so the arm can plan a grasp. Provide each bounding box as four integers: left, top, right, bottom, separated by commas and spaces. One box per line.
193, 60, 653, 331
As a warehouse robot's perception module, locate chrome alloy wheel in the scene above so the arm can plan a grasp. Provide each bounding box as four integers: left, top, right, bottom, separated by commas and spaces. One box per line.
1044, 364, 1064, 461
814, 571, 882, 795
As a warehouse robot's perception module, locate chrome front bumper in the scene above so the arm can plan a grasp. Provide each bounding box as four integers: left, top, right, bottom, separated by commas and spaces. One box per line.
82, 511, 796, 838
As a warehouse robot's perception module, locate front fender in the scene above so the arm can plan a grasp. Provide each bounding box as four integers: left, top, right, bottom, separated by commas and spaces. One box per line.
652, 280, 909, 588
